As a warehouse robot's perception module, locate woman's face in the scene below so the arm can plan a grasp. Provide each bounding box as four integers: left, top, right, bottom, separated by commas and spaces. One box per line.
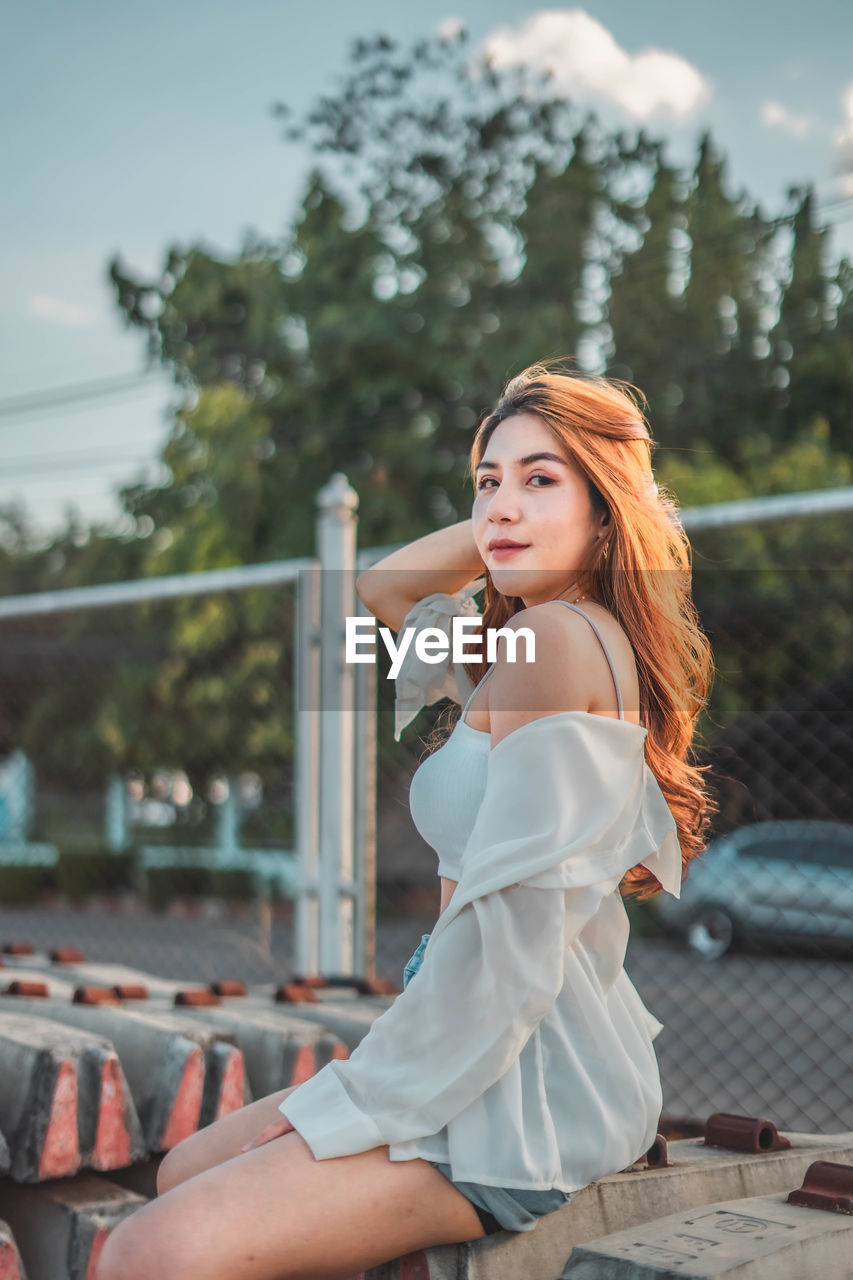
472, 412, 608, 607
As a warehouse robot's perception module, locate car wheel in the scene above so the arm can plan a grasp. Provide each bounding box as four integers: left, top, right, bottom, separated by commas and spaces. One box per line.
685, 905, 735, 960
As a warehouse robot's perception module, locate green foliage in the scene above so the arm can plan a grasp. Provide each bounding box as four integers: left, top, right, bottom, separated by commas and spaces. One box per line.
0, 864, 57, 904
55, 850, 136, 900
144, 865, 212, 911
143, 864, 258, 910
3, 24, 852, 793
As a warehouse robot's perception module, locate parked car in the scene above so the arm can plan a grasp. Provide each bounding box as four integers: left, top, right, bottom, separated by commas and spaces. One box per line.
655, 820, 853, 959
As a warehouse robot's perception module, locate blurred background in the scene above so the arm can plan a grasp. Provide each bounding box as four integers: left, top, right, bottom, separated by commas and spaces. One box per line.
2, 2, 853, 1133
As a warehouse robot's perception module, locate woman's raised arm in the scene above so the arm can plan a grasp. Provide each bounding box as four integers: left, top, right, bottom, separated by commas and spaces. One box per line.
356, 518, 485, 632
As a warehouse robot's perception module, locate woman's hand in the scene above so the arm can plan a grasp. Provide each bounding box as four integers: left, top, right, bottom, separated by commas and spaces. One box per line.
240, 1115, 295, 1153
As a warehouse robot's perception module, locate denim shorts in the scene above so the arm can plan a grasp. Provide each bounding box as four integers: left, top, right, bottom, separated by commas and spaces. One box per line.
402, 934, 577, 1235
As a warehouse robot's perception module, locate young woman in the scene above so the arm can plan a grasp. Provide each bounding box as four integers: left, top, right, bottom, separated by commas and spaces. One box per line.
97, 363, 715, 1280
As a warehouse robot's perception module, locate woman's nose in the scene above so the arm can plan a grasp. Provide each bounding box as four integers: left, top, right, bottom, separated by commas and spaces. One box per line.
484, 483, 523, 520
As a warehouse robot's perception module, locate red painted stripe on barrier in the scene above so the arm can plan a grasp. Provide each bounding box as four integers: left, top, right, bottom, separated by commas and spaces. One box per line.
160, 1045, 205, 1149
398, 1251, 430, 1280
291, 1044, 316, 1084
2, 942, 34, 955
0, 1239, 27, 1280
113, 984, 148, 999
331, 1040, 350, 1060
38, 1058, 80, 1179
3, 980, 48, 997
84, 1226, 110, 1280
91, 1053, 133, 1170
213, 1047, 247, 1120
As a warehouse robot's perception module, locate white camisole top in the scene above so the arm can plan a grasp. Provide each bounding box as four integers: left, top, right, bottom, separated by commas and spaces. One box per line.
409, 599, 628, 881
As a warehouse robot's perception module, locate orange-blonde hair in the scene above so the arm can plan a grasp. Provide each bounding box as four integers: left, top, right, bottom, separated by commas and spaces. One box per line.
442, 359, 717, 901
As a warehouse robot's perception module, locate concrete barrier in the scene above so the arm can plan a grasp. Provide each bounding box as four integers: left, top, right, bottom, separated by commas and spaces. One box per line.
1, 968, 77, 999
5, 953, 853, 1280
560, 1179, 853, 1277
118, 1009, 250, 1126
0, 1013, 144, 1182
0, 1172, 147, 1280
0, 1219, 28, 1280
157, 1004, 349, 1096
1, 999, 206, 1153
364, 1130, 853, 1280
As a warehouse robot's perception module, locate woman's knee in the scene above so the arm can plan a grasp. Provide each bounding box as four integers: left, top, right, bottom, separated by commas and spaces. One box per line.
155, 1084, 300, 1195
96, 1207, 157, 1280
155, 1142, 188, 1196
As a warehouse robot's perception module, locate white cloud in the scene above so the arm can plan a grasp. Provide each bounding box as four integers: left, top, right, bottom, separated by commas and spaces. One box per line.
761, 100, 811, 138
834, 84, 853, 195
480, 8, 710, 122
436, 15, 465, 43
28, 293, 98, 327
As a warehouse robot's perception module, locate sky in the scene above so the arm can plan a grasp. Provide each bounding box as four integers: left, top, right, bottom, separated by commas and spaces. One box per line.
3, 0, 853, 544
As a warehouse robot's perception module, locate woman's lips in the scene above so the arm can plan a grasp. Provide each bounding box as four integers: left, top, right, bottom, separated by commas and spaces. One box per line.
490, 544, 529, 559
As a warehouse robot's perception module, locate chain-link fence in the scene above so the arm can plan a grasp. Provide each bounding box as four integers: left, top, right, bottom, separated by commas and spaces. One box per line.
1, 487, 851, 1133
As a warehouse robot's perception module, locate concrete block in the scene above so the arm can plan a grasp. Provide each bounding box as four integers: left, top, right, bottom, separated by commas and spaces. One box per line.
0, 968, 77, 999
0, 1172, 146, 1280
253, 999, 388, 1052
161, 1004, 349, 1097
0, 1013, 144, 1182
124, 1010, 250, 1126
0, 1219, 28, 1280
2, 1000, 205, 1153
560, 1186, 853, 1277
364, 1130, 853, 1280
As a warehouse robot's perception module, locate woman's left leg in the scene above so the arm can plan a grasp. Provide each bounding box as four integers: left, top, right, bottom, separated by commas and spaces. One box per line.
96, 1128, 486, 1280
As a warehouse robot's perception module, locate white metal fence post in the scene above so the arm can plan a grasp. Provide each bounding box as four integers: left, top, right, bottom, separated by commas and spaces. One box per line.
294, 562, 321, 975
315, 473, 359, 975
353, 590, 378, 982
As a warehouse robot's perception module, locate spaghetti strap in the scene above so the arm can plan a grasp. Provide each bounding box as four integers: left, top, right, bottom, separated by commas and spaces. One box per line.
460, 663, 497, 719
547, 600, 624, 720
460, 599, 625, 722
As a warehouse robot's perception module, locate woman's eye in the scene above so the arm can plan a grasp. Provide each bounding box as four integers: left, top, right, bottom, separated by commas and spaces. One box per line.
476, 474, 554, 491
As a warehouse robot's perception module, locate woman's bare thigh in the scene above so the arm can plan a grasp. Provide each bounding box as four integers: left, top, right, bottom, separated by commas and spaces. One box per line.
97, 1125, 487, 1280
156, 1084, 303, 1193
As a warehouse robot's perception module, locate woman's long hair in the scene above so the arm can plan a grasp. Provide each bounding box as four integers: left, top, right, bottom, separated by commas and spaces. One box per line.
428, 359, 717, 902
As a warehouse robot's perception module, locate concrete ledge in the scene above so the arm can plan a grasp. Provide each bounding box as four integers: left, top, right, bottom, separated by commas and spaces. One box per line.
0, 1172, 147, 1280
561, 1184, 853, 1277
364, 1131, 853, 1280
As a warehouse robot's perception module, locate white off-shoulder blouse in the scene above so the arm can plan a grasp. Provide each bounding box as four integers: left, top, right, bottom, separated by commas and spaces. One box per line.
279, 584, 683, 1193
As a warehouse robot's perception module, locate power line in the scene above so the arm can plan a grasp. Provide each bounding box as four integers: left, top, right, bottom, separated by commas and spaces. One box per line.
1, 448, 163, 480
0, 371, 163, 421
0, 196, 849, 430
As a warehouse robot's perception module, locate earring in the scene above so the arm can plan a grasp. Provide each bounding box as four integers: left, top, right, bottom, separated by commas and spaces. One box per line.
602, 540, 609, 562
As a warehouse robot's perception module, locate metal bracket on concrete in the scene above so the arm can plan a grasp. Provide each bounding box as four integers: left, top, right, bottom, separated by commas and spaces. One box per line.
704, 1111, 792, 1154
787, 1159, 853, 1214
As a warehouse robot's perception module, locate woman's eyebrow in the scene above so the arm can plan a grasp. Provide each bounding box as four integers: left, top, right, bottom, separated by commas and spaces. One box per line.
475, 451, 569, 471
